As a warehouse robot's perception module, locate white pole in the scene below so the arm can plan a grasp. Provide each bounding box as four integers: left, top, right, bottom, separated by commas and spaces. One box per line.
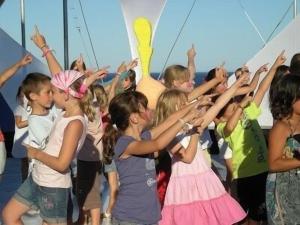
294, 0, 297, 18
20, 0, 26, 48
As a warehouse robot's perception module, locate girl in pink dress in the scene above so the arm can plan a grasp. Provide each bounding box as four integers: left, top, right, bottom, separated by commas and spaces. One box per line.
155, 75, 247, 225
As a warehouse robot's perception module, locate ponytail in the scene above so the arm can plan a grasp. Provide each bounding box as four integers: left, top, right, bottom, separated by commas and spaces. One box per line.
102, 122, 120, 164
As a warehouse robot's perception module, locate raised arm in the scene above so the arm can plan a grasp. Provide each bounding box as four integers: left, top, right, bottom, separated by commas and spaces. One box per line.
268, 121, 300, 172
253, 51, 286, 106
31, 26, 62, 75
196, 71, 249, 129
235, 64, 268, 96
223, 93, 252, 137
188, 67, 226, 102
0, 54, 32, 88
27, 120, 83, 173
187, 44, 196, 81
150, 100, 199, 139
123, 107, 200, 156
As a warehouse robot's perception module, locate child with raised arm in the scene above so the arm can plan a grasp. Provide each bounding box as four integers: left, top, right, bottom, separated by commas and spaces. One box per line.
102, 91, 201, 225
266, 74, 300, 224
157, 73, 248, 225
0, 54, 32, 175
2, 69, 89, 225
216, 51, 286, 225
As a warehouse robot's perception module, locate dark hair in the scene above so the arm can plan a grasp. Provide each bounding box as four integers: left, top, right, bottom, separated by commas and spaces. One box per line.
124, 69, 137, 92
270, 74, 300, 120
269, 65, 290, 105
290, 53, 300, 75
102, 91, 148, 164
205, 68, 216, 82
16, 85, 23, 102
21, 73, 51, 101
70, 59, 87, 71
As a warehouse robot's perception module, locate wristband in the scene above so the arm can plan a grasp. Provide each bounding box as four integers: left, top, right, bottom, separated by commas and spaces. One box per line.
42, 48, 54, 57
40, 44, 48, 49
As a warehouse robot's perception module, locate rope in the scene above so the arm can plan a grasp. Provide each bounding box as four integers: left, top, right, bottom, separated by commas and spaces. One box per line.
158, 0, 197, 80
238, 0, 266, 46
78, 0, 100, 69
266, 0, 294, 43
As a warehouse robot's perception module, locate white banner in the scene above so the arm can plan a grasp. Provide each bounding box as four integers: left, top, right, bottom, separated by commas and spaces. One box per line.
120, 0, 167, 81
228, 15, 300, 128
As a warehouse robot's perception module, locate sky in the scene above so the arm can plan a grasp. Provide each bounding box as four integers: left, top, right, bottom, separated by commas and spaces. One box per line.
0, 0, 298, 72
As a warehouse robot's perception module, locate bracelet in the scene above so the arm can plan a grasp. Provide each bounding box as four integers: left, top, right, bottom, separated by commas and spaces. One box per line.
42, 48, 54, 57
179, 119, 190, 133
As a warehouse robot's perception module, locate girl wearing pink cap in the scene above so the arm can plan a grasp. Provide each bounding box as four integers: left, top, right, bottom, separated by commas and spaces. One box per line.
2, 28, 105, 225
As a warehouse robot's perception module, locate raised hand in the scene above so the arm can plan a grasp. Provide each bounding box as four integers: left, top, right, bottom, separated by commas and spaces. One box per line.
236, 73, 249, 87
187, 44, 196, 59
74, 54, 85, 72
274, 50, 287, 67
127, 58, 138, 71
197, 93, 217, 106
240, 92, 253, 108
256, 63, 269, 74
18, 54, 33, 67
31, 25, 47, 49
117, 62, 127, 74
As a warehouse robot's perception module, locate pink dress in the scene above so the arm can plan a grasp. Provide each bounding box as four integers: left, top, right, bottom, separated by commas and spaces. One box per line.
159, 133, 246, 225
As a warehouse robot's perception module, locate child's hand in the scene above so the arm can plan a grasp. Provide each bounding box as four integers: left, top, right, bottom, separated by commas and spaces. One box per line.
31, 26, 47, 49
187, 44, 196, 58
236, 73, 249, 86
117, 62, 127, 74
274, 50, 286, 67
197, 93, 217, 106
18, 54, 33, 67
25, 145, 38, 159
127, 58, 138, 71
240, 93, 253, 108
256, 63, 269, 74
87, 66, 109, 85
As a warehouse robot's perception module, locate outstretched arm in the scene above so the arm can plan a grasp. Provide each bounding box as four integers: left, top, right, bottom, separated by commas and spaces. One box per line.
0, 54, 32, 88
187, 44, 196, 81
235, 64, 268, 96
195, 71, 249, 129
253, 51, 286, 107
31, 26, 62, 75
188, 67, 226, 102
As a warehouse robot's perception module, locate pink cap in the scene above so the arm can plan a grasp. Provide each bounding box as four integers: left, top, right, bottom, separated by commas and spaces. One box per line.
51, 70, 86, 98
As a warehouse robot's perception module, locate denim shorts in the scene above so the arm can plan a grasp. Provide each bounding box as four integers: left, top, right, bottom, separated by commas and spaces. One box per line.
14, 175, 69, 224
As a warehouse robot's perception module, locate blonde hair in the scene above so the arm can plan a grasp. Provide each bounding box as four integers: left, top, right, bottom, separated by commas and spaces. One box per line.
78, 86, 96, 122
154, 89, 188, 126
93, 84, 108, 112
163, 65, 190, 88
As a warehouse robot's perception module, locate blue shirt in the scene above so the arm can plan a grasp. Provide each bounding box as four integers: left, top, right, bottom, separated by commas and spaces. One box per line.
112, 131, 161, 224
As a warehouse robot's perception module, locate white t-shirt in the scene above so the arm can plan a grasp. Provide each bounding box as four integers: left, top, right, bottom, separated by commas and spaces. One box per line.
23, 106, 58, 149
12, 105, 31, 158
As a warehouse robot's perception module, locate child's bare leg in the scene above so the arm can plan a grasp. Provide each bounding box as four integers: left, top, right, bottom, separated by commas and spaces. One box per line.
2, 198, 30, 225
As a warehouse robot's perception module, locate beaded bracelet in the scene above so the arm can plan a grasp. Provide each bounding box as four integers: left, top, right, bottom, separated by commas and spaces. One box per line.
42, 48, 54, 57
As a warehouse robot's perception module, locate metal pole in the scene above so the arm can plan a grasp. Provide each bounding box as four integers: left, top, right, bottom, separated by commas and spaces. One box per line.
20, 0, 26, 48
294, 0, 297, 18
63, 0, 69, 70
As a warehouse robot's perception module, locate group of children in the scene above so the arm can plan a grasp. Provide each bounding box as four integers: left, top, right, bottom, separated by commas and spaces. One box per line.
1, 26, 300, 225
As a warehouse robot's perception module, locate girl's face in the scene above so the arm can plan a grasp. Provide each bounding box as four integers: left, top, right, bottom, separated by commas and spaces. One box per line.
215, 79, 228, 94
173, 79, 194, 93
122, 77, 132, 90
51, 85, 65, 109
138, 105, 153, 126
